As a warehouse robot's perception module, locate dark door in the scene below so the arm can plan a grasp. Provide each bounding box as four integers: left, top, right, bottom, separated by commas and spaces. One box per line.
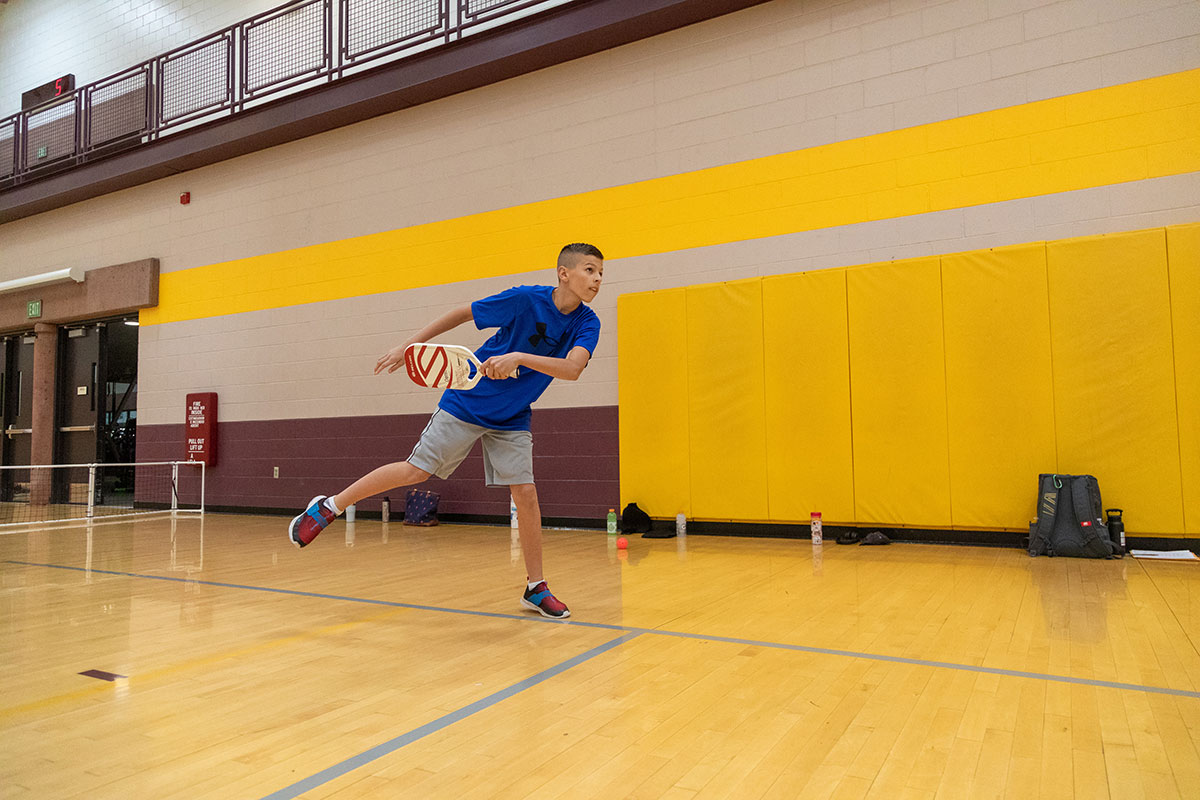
1, 334, 36, 500
57, 325, 101, 504
0, 337, 6, 466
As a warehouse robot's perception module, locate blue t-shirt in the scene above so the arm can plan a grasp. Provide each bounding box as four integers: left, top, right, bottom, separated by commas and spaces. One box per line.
438, 285, 601, 430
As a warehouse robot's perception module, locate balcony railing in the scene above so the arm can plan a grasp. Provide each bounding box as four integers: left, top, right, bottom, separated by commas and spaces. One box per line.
0, 0, 575, 191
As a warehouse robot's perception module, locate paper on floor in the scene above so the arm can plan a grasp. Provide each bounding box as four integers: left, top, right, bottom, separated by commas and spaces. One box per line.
1130, 549, 1200, 561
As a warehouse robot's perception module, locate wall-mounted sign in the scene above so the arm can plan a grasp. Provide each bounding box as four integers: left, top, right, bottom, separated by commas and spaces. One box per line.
185, 392, 218, 466
27, 300, 41, 319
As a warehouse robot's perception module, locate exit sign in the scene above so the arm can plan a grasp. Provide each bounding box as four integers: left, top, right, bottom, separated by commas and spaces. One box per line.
27, 300, 42, 318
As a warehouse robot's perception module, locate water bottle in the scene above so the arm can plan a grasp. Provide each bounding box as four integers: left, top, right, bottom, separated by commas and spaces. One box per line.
381, 496, 390, 524
511, 498, 519, 528
607, 508, 617, 535
346, 503, 356, 523
1106, 508, 1125, 549
810, 512, 823, 544
676, 513, 686, 536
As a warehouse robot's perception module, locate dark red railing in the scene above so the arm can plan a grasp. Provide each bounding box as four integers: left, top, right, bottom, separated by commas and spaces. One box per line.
0, 0, 572, 191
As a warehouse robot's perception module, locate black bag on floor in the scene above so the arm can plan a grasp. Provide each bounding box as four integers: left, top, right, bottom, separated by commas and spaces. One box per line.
1028, 474, 1121, 558
403, 489, 439, 526
621, 502, 653, 534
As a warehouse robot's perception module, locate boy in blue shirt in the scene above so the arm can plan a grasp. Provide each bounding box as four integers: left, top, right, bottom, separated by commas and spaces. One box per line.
288, 243, 604, 619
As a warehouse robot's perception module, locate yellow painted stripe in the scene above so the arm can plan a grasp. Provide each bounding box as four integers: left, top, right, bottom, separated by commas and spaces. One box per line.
141, 68, 1200, 326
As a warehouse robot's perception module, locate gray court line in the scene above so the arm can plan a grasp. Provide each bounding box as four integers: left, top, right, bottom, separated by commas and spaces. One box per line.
258, 631, 642, 800
8, 559, 1200, 699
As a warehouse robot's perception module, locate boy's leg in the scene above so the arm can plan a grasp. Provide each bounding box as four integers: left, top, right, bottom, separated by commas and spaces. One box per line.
289, 409, 479, 548
510, 482, 543, 581
481, 429, 568, 617
511, 482, 570, 619
333, 462, 431, 512
288, 461, 430, 548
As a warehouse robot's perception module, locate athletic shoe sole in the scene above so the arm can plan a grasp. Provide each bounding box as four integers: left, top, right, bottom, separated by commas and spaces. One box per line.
288, 495, 326, 549
520, 597, 570, 619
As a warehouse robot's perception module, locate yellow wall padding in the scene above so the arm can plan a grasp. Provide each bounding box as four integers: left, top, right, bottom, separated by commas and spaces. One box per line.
1047, 229, 1184, 535
847, 258, 953, 527
617, 288, 691, 518
618, 223, 1197, 535
1168, 223, 1200, 535
685, 279, 769, 520
942, 244, 1057, 529
762, 270, 854, 523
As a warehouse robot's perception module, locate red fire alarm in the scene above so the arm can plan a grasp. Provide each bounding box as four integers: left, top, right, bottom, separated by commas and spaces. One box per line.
180, 191, 191, 204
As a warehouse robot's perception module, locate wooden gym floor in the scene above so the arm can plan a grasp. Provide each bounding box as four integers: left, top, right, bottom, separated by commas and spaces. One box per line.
2, 513, 1200, 799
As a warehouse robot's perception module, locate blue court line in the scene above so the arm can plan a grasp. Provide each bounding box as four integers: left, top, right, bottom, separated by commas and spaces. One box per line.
258, 631, 642, 800
8, 559, 1200, 700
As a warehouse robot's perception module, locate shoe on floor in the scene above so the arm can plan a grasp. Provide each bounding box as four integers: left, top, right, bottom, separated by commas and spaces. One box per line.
521, 581, 570, 619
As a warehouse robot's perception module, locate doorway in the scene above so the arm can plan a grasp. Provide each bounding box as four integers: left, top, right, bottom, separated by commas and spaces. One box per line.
1, 333, 36, 501
56, 317, 139, 506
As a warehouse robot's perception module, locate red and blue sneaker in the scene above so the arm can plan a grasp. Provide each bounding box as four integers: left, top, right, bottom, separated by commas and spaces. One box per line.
289, 495, 337, 548
521, 581, 570, 619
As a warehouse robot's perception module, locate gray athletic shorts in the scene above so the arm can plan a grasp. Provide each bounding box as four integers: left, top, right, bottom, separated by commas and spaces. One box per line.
407, 408, 534, 486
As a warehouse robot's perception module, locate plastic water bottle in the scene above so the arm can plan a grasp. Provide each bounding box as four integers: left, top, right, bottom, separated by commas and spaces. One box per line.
381, 497, 390, 524
607, 508, 617, 535
810, 512, 823, 544
511, 498, 519, 528
676, 513, 686, 536
346, 503, 356, 523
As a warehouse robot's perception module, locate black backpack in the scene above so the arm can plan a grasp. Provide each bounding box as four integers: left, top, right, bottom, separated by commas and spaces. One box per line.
621, 502, 652, 533
1028, 474, 1121, 558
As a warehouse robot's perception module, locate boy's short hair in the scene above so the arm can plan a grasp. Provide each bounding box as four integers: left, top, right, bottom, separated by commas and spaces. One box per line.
558, 243, 604, 265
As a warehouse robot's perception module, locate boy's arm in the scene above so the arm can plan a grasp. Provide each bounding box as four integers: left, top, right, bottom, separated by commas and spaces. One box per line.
481, 346, 592, 382
375, 304, 474, 375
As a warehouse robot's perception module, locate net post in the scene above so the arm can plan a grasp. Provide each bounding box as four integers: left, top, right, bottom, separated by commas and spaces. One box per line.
87, 463, 96, 519
171, 462, 179, 511
200, 461, 206, 514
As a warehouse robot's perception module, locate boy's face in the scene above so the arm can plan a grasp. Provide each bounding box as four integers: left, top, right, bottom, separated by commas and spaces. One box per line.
559, 255, 604, 303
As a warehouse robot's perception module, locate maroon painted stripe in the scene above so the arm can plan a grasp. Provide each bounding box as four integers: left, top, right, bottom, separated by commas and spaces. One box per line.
137, 405, 619, 521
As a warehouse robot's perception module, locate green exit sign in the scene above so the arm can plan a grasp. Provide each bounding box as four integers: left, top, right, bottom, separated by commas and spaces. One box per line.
36, 146, 47, 159
27, 299, 42, 318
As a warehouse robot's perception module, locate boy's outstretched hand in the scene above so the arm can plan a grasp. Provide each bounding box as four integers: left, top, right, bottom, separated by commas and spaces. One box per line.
375, 342, 412, 375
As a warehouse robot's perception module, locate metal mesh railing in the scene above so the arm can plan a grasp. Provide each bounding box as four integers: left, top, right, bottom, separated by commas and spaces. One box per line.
460, 0, 562, 25
343, 0, 445, 64
86, 67, 150, 150
159, 34, 234, 123
464, 0, 524, 17
1, 0, 578, 191
0, 118, 15, 179
244, 0, 330, 97
23, 98, 77, 170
